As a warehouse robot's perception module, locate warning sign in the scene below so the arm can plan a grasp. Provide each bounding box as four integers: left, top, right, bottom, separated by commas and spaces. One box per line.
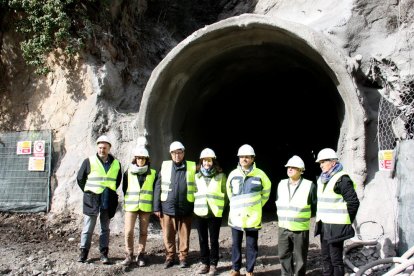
28, 157, 45, 171
378, 150, 393, 171
16, 141, 32, 155
33, 140, 45, 157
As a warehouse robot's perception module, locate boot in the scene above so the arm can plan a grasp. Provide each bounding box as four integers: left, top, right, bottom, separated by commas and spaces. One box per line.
100, 247, 110, 264
229, 270, 240, 276
121, 253, 133, 266
246, 272, 254, 276
77, 248, 89, 263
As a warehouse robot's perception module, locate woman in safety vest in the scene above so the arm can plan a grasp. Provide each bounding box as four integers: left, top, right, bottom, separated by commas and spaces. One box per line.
314, 148, 359, 276
121, 146, 157, 267
194, 148, 227, 275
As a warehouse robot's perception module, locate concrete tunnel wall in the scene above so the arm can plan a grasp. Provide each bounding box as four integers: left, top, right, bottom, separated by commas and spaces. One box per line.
137, 14, 366, 208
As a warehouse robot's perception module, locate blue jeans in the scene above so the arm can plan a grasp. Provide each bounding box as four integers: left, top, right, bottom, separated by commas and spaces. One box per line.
80, 210, 110, 252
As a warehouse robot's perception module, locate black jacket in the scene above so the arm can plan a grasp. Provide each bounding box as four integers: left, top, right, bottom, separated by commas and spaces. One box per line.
315, 174, 360, 243
153, 160, 194, 217
77, 154, 122, 218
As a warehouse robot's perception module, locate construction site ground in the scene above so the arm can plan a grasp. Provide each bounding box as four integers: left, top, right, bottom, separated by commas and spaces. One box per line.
0, 212, 323, 276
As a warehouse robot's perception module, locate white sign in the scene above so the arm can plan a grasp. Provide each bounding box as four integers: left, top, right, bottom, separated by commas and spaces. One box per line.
16, 141, 32, 155
378, 150, 393, 171
28, 157, 45, 171
33, 140, 45, 157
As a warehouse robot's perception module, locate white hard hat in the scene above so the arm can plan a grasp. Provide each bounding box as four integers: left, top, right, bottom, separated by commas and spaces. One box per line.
96, 135, 111, 146
200, 148, 216, 159
316, 148, 338, 162
285, 155, 305, 170
237, 144, 255, 156
133, 146, 149, 157
170, 141, 185, 152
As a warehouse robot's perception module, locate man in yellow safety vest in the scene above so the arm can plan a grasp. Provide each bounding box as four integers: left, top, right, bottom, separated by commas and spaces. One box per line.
227, 144, 271, 276
153, 141, 196, 269
76, 135, 122, 264
276, 155, 317, 276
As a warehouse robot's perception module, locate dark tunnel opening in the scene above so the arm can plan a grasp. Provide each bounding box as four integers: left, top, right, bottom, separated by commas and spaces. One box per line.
180, 45, 343, 213
138, 16, 366, 220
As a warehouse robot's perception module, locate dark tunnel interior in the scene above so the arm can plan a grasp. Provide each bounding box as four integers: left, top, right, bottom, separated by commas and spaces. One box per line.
175, 44, 343, 212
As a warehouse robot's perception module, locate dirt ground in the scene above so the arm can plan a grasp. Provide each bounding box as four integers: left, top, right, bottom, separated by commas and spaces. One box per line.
0, 212, 323, 276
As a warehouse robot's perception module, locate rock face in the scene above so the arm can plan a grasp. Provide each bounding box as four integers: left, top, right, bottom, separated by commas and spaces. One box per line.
0, 1, 413, 244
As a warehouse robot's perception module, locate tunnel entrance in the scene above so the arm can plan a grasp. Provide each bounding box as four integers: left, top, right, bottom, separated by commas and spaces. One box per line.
138, 14, 366, 213
181, 44, 342, 211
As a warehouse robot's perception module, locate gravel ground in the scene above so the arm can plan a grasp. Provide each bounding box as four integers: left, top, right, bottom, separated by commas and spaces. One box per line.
0, 212, 323, 275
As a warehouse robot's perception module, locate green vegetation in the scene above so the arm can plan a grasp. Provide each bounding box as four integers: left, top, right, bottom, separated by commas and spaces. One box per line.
0, 0, 101, 75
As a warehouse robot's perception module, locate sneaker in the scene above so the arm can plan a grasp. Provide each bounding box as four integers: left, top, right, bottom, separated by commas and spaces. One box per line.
179, 260, 189, 268
164, 259, 174, 269
229, 270, 241, 276
100, 248, 110, 264
197, 264, 210, 274
136, 254, 146, 267
100, 254, 110, 264
208, 265, 217, 275
121, 254, 132, 266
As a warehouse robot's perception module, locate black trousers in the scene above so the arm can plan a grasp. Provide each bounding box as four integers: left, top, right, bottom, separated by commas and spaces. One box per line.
320, 231, 345, 276
231, 228, 259, 273
278, 227, 309, 276
196, 216, 222, 266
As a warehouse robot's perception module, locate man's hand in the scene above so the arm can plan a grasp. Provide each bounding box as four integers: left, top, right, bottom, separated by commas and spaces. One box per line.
154, 211, 163, 219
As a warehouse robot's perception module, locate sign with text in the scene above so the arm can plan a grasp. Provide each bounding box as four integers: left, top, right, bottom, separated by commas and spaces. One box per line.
28, 157, 45, 171
378, 150, 393, 171
16, 141, 32, 155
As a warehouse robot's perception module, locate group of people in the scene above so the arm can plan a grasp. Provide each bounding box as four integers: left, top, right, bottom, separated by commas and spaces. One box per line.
76, 135, 360, 276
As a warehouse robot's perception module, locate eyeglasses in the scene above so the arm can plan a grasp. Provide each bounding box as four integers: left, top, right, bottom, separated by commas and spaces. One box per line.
171, 151, 184, 155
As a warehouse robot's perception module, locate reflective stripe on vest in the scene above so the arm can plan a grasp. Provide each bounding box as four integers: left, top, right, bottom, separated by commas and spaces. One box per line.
84, 156, 119, 194
227, 165, 271, 229
124, 169, 156, 212
160, 160, 196, 202
276, 178, 312, 231
316, 171, 356, 224
194, 173, 226, 217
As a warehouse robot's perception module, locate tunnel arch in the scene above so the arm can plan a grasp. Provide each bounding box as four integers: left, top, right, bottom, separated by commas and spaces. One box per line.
137, 14, 366, 206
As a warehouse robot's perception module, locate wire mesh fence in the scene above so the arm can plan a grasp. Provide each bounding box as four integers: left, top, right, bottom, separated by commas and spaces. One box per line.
377, 73, 414, 151
0, 130, 52, 212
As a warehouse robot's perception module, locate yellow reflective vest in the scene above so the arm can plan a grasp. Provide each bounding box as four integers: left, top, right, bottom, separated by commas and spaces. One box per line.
194, 172, 227, 217
316, 171, 356, 224
84, 155, 120, 194
276, 178, 312, 231
160, 160, 196, 202
226, 163, 271, 230
124, 169, 156, 212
